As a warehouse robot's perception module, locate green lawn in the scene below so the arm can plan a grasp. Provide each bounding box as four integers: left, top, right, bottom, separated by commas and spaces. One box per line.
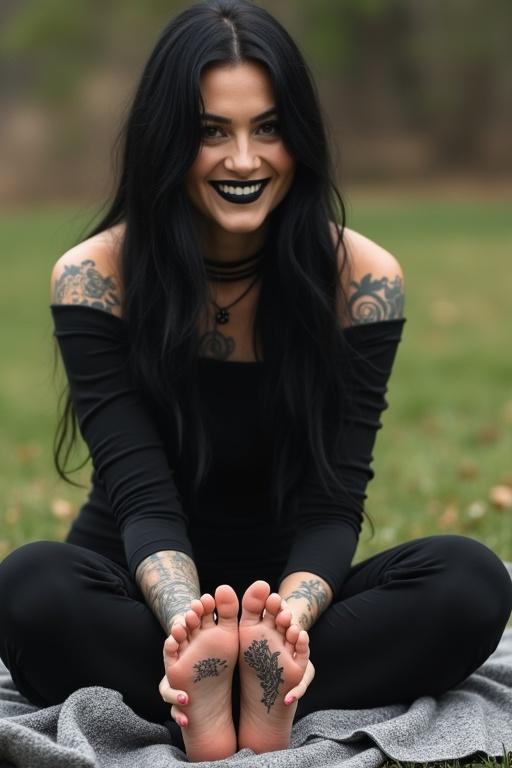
0, 195, 511, 767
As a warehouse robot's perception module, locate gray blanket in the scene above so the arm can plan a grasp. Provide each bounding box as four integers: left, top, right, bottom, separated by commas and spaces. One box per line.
1, 563, 511, 768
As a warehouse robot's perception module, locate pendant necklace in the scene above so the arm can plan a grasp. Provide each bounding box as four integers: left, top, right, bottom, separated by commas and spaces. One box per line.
204, 245, 266, 325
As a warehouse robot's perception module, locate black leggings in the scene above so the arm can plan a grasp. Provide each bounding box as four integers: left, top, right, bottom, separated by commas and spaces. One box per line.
0, 535, 511, 735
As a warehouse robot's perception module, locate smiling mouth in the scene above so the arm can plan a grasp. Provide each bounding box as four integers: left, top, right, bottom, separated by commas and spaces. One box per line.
208, 178, 271, 204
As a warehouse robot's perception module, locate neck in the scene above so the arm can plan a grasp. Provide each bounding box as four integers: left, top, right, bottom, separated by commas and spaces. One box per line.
195, 214, 268, 264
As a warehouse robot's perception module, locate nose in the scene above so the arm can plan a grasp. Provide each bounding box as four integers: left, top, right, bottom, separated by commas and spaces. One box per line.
224, 138, 262, 174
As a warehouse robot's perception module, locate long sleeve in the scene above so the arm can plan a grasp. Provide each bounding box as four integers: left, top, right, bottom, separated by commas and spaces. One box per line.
50, 303, 194, 579
278, 317, 406, 597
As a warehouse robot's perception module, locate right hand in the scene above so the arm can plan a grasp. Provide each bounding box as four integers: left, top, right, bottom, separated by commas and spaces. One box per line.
159, 612, 190, 727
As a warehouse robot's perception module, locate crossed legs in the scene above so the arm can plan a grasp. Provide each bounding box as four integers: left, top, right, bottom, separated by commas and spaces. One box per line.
0, 535, 510, 760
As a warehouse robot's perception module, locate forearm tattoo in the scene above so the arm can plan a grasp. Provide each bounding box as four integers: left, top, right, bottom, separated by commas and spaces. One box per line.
193, 658, 228, 683
135, 550, 201, 634
348, 272, 404, 324
52, 258, 121, 313
243, 639, 284, 713
283, 579, 330, 630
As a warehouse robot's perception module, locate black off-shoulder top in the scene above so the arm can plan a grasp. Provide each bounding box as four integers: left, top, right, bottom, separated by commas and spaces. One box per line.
50, 303, 406, 598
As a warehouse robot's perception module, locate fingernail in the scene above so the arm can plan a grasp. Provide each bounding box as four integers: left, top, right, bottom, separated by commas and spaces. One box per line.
285, 695, 296, 705
178, 694, 187, 704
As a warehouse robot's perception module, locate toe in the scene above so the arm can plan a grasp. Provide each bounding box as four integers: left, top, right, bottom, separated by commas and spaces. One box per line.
261, 592, 283, 629
275, 608, 293, 636
284, 623, 301, 654
190, 598, 205, 618
171, 621, 189, 650
294, 630, 310, 663
215, 585, 239, 628
199, 593, 216, 628
185, 608, 201, 634
239, 580, 271, 627
163, 634, 179, 660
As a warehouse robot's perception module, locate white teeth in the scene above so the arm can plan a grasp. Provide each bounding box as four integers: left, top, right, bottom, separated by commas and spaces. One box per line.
218, 183, 263, 195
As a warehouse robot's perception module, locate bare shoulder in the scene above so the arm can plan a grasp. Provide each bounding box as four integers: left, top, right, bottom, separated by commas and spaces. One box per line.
330, 221, 405, 327
50, 223, 125, 318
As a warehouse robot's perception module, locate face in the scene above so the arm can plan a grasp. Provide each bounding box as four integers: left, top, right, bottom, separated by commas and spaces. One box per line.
185, 60, 296, 257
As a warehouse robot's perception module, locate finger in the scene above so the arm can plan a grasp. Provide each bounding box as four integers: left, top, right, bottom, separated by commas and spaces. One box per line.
158, 675, 190, 708
284, 661, 316, 704
170, 704, 188, 728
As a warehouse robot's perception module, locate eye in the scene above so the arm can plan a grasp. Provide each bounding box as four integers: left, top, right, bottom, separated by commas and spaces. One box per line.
259, 121, 281, 136
200, 121, 281, 140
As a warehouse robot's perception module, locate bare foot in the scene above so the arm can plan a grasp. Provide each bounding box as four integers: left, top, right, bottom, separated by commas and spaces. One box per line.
164, 585, 239, 761
238, 580, 310, 753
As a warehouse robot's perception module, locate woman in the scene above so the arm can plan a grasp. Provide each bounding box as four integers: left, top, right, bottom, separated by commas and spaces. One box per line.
0, 0, 511, 762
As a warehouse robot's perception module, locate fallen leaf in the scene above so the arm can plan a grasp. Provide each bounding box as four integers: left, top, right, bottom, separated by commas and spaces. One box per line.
420, 414, 441, 436
4, 506, 20, 525
51, 499, 75, 520
438, 503, 459, 529
457, 459, 479, 480
466, 500, 487, 519
426, 500, 442, 517
476, 424, 500, 445
489, 485, 512, 510
16, 442, 41, 464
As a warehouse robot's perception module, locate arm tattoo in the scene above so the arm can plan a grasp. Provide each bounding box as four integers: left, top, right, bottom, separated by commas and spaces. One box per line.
53, 258, 121, 313
135, 550, 201, 634
348, 272, 404, 324
298, 612, 310, 631
283, 579, 329, 619
243, 639, 284, 713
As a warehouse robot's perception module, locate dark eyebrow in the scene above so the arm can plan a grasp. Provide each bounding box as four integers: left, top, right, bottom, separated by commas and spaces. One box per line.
200, 107, 278, 124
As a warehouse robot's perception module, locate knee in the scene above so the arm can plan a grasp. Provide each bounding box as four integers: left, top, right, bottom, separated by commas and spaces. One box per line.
0, 541, 75, 633
427, 534, 512, 633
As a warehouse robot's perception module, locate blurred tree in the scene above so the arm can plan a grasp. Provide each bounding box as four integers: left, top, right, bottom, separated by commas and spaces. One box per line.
0, 0, 510, 200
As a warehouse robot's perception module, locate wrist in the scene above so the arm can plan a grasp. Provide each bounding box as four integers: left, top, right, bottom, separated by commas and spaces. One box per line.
279, 571, 333, 631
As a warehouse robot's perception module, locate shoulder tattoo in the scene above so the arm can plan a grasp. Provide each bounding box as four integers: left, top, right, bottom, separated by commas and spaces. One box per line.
348, 272, 404, 324
53, 258, 121, 314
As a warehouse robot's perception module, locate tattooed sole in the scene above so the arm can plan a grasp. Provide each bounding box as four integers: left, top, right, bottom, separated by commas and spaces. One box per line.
243, 639, 285, 713
192, 657, 229, 683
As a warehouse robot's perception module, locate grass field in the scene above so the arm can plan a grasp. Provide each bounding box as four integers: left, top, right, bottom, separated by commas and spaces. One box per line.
0, 193, 511, 766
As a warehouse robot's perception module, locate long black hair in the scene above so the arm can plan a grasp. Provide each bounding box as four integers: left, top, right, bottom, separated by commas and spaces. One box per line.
54, 0, 374, 535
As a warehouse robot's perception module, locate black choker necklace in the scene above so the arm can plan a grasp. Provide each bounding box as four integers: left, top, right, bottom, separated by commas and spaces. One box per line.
204, 245, 266, 283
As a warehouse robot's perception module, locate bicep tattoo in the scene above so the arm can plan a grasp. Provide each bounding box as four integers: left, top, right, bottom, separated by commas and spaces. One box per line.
53, 258, 121, 313
348, 272, 404, 324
